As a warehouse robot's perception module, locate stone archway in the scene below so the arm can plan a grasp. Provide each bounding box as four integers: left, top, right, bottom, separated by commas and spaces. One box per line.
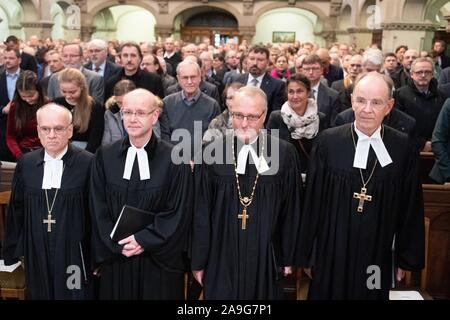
174, 7, 239, 45
87, 1, 158, 42
253, 1, 332, 46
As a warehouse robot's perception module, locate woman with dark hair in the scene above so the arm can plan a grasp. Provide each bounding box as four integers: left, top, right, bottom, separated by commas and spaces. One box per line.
53, 68, 104, 153
6, 70, 46, 160
266, 74, 327, 182
270, 54, 291, 82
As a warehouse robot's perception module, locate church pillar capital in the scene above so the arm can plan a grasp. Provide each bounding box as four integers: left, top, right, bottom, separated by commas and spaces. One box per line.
238, 26, 255, 42
155, 26, 173, 41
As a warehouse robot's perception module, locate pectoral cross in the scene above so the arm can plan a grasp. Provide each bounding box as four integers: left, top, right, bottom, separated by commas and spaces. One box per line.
43, 213, 56, 232
238, 207, 249, 230
353, 187, 372, 213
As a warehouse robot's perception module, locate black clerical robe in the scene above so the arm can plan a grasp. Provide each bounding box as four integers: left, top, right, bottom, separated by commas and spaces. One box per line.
2, 145, 94, 299
90, 134, 193, 299
299, 124, 424, 300
192, 133, 303, 299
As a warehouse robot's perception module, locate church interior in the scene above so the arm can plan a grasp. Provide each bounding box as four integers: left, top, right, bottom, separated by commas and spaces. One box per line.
0, 0, 449, 301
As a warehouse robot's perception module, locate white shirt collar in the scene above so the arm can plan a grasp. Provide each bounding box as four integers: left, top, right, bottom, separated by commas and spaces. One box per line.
236, 136, 270, 175
123, 140, 151, 180
247, 74, 265, 87
6, 68, 20, 77
42, 146, 68, 189
353, 122, 392, 169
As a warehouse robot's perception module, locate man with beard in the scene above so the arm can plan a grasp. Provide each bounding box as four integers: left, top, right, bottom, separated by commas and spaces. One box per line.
228, 45, 286, 119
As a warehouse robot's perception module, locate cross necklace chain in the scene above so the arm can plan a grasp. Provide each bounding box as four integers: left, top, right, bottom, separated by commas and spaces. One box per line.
350, 124, 383, 213
232, 134, 265, 230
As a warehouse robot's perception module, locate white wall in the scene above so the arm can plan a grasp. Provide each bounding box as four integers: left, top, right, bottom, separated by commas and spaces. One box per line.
110, 6, 156, 42
252, 8, 317, 44
0, 7, 9, 42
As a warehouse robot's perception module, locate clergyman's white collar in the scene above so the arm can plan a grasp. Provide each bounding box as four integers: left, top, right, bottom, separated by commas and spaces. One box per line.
353, 123, 392, 169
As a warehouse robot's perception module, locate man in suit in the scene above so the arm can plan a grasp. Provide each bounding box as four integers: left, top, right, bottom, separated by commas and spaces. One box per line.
4, 35, 37, 74
391, 49, 418, 89
0, 48, 22, 161
40, 50, 64, 95
301, 54, 341, 127
164, 37, 182, 77
47, 43, 104, 103
228, 45, 286, 118
433, 40, 450, 70
84, 39, 122, 80
316, 48, 344, 86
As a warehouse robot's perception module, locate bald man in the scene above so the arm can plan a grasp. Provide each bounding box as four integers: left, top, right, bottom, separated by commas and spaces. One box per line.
3, 103, 94, 299
90, 88, 193, 299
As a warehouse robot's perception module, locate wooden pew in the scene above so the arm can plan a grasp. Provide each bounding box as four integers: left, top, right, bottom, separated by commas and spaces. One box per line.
422, 183, 450, 299
0, 162, 16, 192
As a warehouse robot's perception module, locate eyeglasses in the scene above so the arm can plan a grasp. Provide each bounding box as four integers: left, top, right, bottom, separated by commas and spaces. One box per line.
302, 67, 321, 72
231, 112, 265, 122
179, 75, 199, 82
413, 70, 433, 76
38, 125, 70, 135
353, 96, 386, 109
121, 109, 158, 118
62, 54, 81, 59
350, 64, 362, 68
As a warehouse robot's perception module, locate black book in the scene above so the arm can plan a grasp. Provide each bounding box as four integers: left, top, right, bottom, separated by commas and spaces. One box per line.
110, 205, 155, 242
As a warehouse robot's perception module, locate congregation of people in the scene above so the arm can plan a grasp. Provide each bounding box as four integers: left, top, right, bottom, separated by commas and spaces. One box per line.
0, 32, 449, 300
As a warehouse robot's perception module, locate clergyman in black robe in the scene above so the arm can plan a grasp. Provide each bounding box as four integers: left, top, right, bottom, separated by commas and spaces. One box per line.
299, 72, 424, 300
191, 86, 303, 299
90, 88, 193, 299
3, 103, 94, 299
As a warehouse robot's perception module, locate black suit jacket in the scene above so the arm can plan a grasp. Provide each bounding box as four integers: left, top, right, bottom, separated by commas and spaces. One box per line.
316, 83, 341, 127
20, 51, 37, 74
334, 107, 417, 139
331, 79, 352, 111
0, 71, 19, 161
230, 73, 286, 117
324, 64, 343, 87
84, 60, 123, 80
438, 66, 450, 99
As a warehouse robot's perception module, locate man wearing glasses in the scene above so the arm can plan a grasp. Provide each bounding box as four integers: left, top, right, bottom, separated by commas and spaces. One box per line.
47, 43, 104, 103
299, 72, 424, 299
191, 86, 303, 299
90, 88, 193, 299
394, 57, 446, 152
3, 103, 94, 299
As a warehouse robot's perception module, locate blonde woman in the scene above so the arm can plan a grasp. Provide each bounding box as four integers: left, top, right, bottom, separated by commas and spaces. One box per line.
54, 68, 104, 153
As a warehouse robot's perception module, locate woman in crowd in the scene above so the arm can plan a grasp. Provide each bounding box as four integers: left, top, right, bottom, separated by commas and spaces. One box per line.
102, 79, 136, 146
6, 70, 45, 160
202, 82, 244, 144
270, 54, 291, 82
53, 68, 104, 153
266, 74, 327, 183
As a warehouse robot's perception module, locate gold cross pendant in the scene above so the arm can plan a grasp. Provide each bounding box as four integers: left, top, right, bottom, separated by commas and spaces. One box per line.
43, 213, 56, 232
353, 187, 372, 213
238, 207, 249, 230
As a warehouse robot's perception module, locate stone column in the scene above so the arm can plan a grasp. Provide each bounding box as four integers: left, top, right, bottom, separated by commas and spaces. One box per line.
80, 25, 95, 42
445, 15, 450, 33
155, 26, 173, 42
381, 22, 436, 52
238, 26, 255, 44
21, 22, 54, 40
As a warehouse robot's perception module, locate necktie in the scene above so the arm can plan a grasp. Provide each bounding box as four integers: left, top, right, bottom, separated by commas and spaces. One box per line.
310, 89, 316, 100
94, 66, 100, 73
123, 145, 150, 180
251, 78, 259, 87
